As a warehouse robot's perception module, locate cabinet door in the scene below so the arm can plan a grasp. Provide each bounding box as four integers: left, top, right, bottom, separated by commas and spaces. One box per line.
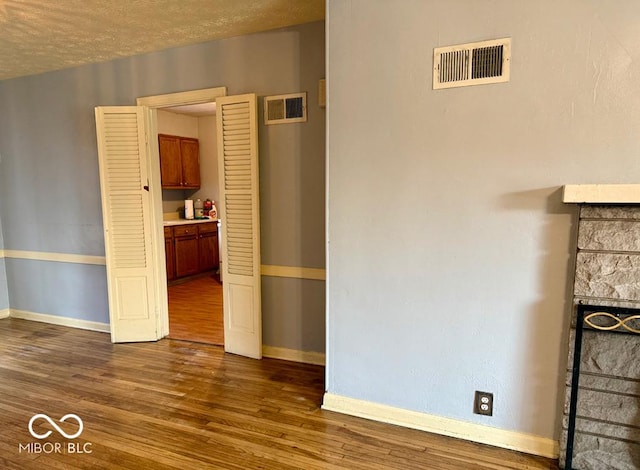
198, 223, 219, 272
164, 227, 175, 281
180, 138, 201, 189
174, 226, 199, 278
158, 134, 183, 188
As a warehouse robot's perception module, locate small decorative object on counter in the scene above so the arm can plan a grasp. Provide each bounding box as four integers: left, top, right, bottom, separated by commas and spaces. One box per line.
203, 199, 213, 216
194, 198, 204, 218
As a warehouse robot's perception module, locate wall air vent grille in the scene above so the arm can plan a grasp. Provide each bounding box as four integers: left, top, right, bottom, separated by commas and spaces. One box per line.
434, 38, 511, 89
264, 92, 307, 125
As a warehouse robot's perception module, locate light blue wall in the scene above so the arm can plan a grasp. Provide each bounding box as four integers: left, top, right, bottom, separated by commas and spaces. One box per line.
327, 0, 640, 439
0, 22, 325, 348
6, 259, 108, 322
0, 258, 7, 311
0, 214, 8, 311
262, 277, 325, 352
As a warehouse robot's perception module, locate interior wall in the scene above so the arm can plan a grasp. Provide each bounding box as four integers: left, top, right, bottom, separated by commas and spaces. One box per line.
327, 0, 640, 440
0, 258, 7, 312
157, 109, 199, 214
0, 21, 326, 352
157, 110, 199, 137
191, 115, 219, 208
0, 215, 8, 311
157, 112, 219, 216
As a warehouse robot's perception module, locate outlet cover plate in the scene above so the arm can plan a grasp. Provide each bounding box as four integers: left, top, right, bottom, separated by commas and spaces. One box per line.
474, 391, 493, 416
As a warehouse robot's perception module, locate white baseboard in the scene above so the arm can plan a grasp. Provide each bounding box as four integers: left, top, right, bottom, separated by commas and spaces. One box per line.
9, 309, 110, 333
322, 393, 559, 459
262, 345, 325, 366
0, 308, 9, 319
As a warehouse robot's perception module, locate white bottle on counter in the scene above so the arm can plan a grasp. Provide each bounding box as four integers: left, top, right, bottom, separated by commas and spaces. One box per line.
209, 202, 217, 220
184, 199, 194, 220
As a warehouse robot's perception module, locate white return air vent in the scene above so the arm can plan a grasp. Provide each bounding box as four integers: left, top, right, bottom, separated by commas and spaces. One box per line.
264, 92, 307, 125
433, 38, 511, 90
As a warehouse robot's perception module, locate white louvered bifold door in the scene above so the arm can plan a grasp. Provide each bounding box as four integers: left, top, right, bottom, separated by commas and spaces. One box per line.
95, 106, 158, 343
216, 94, 262, 359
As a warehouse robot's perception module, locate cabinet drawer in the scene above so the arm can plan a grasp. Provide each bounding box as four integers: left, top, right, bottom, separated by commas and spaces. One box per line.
198, 222, 217, 235
174, 225, 197, 237
164, 227, 173, 238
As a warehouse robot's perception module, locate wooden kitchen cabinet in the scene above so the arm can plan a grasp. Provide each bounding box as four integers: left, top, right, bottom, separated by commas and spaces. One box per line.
164, 227, 176, 281
179, 138, 201, 189
198, 222, 219, 272
158, 134, 201, 189
165, 222, 219, 281
158, 135, 181, 187
174, 225, 200, 278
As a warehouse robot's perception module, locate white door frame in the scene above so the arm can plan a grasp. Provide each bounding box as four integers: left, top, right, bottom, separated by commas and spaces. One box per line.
136, 87, 228, 338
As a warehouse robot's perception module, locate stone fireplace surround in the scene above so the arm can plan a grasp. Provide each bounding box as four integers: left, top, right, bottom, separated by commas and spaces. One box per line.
561, 185, 640, 469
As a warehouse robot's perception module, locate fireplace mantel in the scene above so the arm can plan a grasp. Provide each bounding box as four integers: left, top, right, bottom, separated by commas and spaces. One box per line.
563, 184, 640, 203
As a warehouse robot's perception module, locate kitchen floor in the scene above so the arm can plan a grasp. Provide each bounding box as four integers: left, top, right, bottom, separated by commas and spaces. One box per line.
167, 273, 224, 345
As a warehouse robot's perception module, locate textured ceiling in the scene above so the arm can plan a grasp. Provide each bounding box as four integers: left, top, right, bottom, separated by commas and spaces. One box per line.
0, 0, 325, 81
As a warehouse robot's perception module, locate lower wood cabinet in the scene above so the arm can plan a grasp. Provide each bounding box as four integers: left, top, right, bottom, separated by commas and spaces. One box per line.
164, 227, 176, 281
164, 222, 219, 280
198, 222, 219, 272
174, 225, 200, 278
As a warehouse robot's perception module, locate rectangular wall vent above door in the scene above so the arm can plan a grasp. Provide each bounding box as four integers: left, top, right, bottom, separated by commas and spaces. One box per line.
264, 92, 307, 125
433, 38, 511, 90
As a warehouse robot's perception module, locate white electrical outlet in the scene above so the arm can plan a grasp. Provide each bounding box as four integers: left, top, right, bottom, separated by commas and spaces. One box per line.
474, 391, 493, 416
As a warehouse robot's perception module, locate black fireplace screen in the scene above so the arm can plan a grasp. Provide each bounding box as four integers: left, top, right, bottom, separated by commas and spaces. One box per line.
564, 303, 640, 470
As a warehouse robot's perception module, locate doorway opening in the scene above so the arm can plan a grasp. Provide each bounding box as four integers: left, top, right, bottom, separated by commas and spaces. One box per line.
101, 87, 264, 358
167, 273, 223, 344
159, 104, 223, 345
136, 87, 228, 346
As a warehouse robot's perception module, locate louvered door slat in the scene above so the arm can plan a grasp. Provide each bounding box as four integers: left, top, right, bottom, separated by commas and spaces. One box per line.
223, 108, 250, 116
223, 124, 250, 132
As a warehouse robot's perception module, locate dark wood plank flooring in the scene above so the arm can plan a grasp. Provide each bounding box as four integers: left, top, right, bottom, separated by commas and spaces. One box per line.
0, 319, 558, 469
168, 274, 224, 345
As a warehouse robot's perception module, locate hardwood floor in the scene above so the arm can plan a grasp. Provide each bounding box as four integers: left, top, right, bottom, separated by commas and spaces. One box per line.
0, 319, 558, 469
168, 273, 224, 345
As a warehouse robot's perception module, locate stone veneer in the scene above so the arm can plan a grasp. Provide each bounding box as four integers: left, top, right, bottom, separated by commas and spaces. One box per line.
560, 205, 640, 469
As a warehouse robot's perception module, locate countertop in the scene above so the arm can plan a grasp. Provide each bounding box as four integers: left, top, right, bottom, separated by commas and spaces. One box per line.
163, 218, 219, 227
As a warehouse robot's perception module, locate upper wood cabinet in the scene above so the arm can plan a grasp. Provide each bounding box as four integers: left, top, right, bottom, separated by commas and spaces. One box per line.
158, 134, 201, 189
